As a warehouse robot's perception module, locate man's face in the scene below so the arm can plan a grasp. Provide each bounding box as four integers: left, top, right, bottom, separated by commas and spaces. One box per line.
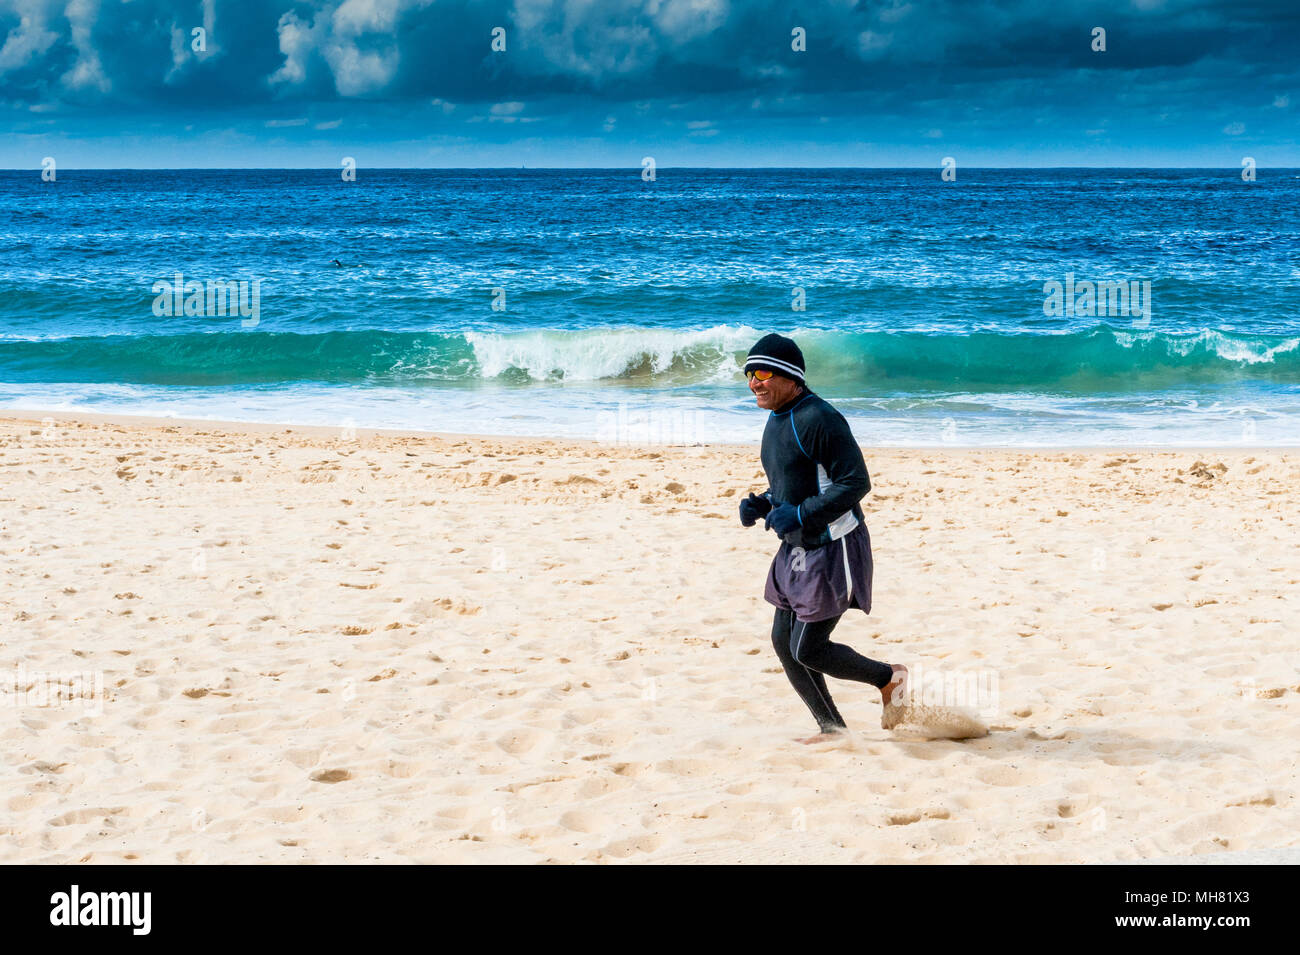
749, 370, 802, 410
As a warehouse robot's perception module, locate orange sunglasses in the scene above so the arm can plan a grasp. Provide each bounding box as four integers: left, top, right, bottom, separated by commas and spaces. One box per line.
746, 369, 775, 381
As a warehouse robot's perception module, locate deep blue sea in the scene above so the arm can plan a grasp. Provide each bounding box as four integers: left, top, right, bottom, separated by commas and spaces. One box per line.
3, 168, 1299, 445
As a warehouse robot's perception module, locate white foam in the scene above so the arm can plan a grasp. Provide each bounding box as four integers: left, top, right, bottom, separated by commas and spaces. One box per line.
1111, 327, 1300, 364
7, 379, 1300, 447
464, 324, 760, 382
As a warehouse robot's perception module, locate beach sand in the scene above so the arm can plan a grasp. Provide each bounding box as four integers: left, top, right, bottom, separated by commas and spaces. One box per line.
1, 409, 1297, 864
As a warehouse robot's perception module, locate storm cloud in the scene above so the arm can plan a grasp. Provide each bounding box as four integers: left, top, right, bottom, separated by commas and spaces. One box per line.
2, 0, 1297, 165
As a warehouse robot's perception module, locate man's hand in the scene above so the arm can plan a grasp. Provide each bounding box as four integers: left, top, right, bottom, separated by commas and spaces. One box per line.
764, 503, 801, 535
738, 492, 772, 527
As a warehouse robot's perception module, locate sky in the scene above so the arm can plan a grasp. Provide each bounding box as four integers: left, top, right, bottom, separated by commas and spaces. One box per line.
1, 0, 1297, 168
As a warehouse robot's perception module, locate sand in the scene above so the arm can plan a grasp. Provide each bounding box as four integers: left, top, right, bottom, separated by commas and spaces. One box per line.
1, 408, 1297, 864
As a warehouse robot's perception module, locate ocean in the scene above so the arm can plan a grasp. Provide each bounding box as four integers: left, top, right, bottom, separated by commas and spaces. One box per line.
3, 167, 1298, 445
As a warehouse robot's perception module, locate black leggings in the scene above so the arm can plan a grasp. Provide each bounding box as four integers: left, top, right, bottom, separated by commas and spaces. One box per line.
770, 609, 894, 733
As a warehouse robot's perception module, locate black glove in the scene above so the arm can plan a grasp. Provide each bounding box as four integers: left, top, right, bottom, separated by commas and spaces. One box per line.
764, 502, 801, 535
738, 492, 772, 527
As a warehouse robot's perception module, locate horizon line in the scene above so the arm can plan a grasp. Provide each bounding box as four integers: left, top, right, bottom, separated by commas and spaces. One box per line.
6, 164, 1297, 172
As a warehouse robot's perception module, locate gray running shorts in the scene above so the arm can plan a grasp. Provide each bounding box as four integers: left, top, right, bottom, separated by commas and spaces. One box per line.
764, 522, 873, 622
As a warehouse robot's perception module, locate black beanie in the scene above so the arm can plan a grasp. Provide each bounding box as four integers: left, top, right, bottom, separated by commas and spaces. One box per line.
744, 333, 805, 382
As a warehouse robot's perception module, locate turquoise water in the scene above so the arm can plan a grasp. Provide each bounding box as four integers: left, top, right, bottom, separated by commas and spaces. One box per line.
3, 168, 1298, 444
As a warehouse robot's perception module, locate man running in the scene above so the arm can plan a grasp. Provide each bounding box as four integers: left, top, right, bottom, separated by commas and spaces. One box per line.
738, 333, 907, 743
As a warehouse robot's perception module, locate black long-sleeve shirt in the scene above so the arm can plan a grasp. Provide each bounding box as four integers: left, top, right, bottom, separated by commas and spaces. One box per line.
759, 389, 870, 549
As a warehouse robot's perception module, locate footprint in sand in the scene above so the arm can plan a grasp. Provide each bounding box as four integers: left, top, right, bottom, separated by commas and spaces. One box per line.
495, 727, 551, 755
559, 810, 611, 834
975, 764, 1041, 787
886, 807, 951, 826
597, 833, 665, 859
576, 776, 632, 798
656, 758, 712, 777
262, 804, 311, 823
48, 806, 127, 827
309, 768, 352, 783
611, 761, 652, 778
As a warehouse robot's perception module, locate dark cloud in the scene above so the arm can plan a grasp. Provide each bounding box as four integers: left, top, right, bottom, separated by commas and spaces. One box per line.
1, 0, 1297, 108
1, 0, 1296, 167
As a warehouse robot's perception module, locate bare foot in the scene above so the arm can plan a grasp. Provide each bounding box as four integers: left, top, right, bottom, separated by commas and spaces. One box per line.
880, 663, 909, 730
795, 730, 843, 745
